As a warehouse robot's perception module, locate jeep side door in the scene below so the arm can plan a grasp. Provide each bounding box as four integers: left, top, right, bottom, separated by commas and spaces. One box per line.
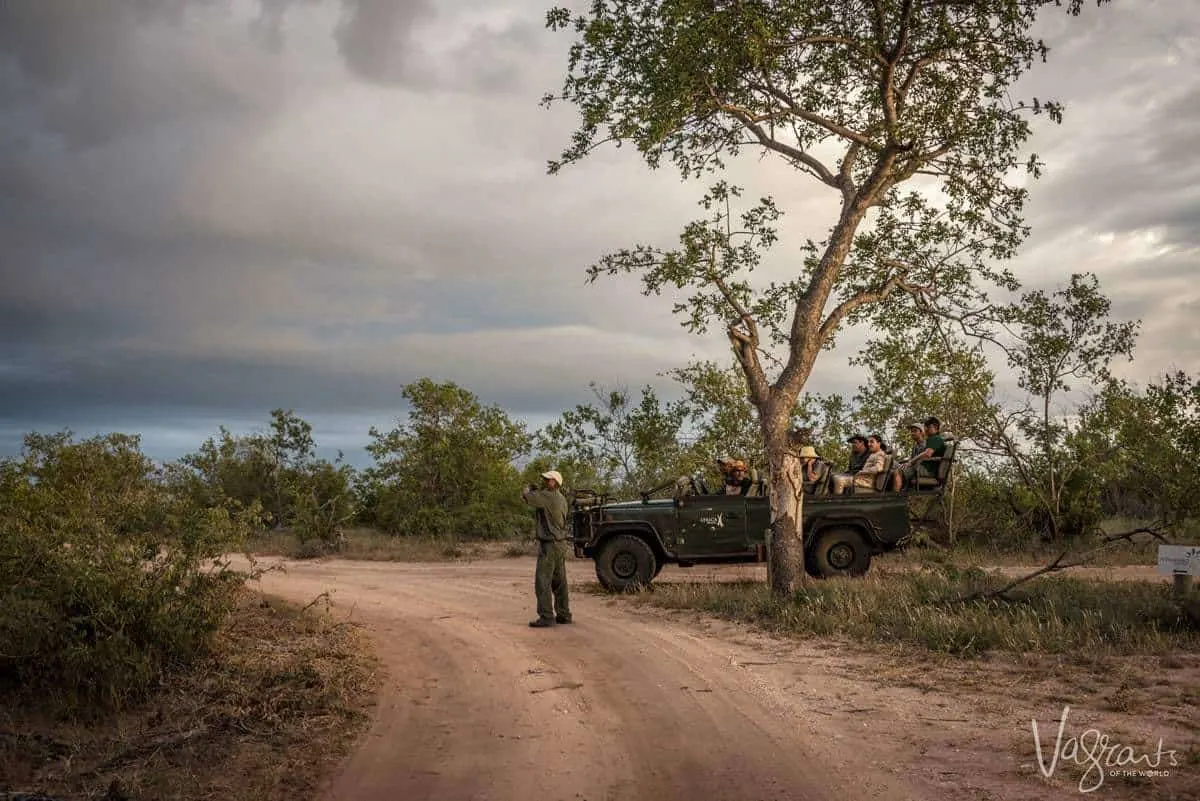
675, 493, 751, 557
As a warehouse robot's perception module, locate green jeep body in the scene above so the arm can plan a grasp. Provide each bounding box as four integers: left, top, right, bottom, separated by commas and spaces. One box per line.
570, 485, 911, 591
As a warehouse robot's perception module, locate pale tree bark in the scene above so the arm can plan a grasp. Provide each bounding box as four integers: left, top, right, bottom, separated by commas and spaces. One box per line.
776, 429, 810, 594
758, 398, 803, 593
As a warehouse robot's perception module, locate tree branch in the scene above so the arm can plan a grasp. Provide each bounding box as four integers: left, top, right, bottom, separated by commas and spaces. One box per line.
747, 80, 875, 146
709, 87, 841, 188
817, 266, 914, 343
775, 35, 890, 67
881, 0, 916, 138
955, 527, 1169, 603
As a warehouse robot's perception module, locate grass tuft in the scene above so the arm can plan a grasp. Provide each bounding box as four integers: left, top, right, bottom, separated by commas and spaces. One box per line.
621, 565, 1200, 658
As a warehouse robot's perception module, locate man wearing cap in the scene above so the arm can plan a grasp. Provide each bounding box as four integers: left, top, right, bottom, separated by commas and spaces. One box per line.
522, 470, 572, 627
845, 435, 869, 473
894, 417, 948, 488
917, 417, 948, 478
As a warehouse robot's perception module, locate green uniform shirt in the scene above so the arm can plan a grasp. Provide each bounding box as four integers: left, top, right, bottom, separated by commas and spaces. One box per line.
523, 488, 570, 541
921, 433, 947, 476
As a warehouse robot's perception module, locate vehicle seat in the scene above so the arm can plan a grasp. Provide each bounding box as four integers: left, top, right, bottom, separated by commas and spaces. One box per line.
872, 454, 895, 492
914, 438, 957, 490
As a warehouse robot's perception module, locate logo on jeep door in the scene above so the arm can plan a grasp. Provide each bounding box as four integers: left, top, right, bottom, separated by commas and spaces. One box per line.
699, 513, 724, 527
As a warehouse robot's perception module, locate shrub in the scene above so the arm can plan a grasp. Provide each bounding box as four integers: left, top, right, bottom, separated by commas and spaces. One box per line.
0, 431, 258, 714
287, 459, 357, 551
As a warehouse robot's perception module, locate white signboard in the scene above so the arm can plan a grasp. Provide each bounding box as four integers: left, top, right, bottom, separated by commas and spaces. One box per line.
1157, 545, 1200, 576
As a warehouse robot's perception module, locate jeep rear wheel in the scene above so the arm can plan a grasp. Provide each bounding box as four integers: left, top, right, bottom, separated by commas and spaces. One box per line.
807, 526, 871, 578
595, 534, 657, 592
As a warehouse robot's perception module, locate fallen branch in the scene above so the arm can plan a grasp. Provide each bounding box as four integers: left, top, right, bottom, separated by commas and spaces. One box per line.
956, 527, 1168, 603
301, 591, 332, 613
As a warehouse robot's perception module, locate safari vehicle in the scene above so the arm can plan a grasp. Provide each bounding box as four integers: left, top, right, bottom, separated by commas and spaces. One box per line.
570, 440, 958, 591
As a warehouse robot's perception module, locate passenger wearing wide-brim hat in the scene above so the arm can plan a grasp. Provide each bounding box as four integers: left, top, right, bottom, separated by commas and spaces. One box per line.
782, 439, 829, 496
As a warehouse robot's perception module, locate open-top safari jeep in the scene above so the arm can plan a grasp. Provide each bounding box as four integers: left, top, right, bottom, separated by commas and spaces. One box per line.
570, 439, 958, 592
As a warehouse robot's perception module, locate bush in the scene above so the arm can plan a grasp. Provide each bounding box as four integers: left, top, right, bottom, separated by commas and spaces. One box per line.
287, 459, 357, 551
0, 432, 258, 714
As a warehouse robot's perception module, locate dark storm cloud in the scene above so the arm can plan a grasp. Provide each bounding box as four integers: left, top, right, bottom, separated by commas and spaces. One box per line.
333, 0, 435, 84
0, 0, 1197, 464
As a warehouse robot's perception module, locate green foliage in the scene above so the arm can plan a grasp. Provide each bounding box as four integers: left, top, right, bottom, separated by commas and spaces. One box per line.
361, 378, 532, 539
665, 358, 857, 469
667, 359, 765, 465
1074, 372, 1200, 529
981, 273, 1139, 540
0, 432, 257, 713
536, 382, 689, 495
167, 409, 356, 548
541, 0, 1109, 376
851, 327, 998, 443
167, 425, 276, 525
287, 457, 357, 551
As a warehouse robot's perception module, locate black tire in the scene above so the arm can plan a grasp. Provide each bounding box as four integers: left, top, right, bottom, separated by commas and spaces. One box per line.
594, 534, 657, 592
807, 526, 871, 579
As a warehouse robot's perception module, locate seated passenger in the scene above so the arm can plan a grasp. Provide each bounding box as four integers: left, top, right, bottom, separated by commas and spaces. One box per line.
831, 434, 889, 494
724, 460, 753, 496
796, 445, 828, 494
894, 416, 948, 489
891, 421, 927, 491
711, 456, 733, 494
845, 435, 869, 473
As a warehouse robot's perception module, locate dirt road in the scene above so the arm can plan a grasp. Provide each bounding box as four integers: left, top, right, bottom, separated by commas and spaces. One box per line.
248, 556, 1191, 801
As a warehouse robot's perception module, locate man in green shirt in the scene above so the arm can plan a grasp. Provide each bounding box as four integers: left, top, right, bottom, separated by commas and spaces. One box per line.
522, 470, 573, 627
918, 417, 948, 479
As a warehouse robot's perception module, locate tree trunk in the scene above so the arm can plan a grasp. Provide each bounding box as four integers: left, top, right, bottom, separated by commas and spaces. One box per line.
1042, 391, 1061, 542
761, 398, 804, 596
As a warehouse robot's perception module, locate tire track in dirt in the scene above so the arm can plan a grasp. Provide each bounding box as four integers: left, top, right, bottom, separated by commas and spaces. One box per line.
246, 557, 941, 801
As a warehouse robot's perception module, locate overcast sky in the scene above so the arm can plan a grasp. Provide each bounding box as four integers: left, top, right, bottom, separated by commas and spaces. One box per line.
0, 0, 1196, 466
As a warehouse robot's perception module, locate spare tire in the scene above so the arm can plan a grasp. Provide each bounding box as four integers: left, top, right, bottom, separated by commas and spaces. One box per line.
594, 534, 657, 592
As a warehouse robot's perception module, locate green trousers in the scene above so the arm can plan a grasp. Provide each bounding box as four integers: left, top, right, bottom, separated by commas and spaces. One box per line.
534, 539, 571, 622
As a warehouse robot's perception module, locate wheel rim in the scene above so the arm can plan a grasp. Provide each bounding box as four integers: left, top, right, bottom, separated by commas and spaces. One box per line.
827, 542, 855, 570
612, 550, 638, 578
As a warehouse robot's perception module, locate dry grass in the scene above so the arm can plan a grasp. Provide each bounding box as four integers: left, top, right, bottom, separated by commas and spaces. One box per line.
946, 517, 1198, 568
608, 564, 1200, 660
1, 587, 379, 801
247, 527, 538, 562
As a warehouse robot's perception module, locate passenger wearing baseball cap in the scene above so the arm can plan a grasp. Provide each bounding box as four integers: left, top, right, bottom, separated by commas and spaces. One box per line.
522, 469, 572, 627
845, 434, 869, 473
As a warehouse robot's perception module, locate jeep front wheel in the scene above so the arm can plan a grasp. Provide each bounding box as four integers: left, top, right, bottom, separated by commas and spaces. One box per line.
595, 534, 657, 592
807, 526, 871, 578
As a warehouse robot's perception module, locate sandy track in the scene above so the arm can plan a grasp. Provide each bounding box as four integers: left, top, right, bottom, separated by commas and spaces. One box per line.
249, 557, 942, 801
245, 556, 1191, 801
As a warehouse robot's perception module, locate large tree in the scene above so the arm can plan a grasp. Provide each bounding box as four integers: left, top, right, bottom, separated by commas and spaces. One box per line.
542, 0, 1107, 594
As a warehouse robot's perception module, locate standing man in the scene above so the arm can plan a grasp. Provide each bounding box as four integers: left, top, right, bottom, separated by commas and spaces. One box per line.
522, 470, 572, 628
